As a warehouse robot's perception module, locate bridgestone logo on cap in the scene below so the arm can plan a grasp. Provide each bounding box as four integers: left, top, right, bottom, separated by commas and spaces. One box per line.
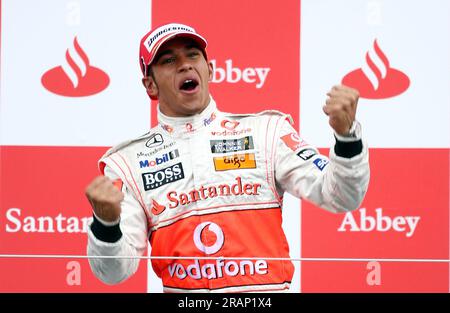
145, 25, 196, 51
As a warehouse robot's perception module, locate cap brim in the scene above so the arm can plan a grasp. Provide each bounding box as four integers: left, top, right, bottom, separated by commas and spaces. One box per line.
146, 32, 207, 66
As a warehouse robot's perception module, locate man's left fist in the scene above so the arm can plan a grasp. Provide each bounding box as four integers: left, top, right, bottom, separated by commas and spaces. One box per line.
322, 84, 359, 136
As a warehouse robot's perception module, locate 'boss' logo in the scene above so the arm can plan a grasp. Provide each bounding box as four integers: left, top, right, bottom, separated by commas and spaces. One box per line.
142, 163, 184, 190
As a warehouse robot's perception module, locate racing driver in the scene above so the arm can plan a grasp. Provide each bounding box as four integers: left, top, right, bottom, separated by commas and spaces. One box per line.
86, 23, 370, 293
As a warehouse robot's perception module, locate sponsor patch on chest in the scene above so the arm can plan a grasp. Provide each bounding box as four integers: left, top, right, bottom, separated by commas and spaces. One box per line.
142, 163, 185, 190
213, 153, 256, 171
210, 136, 254, 154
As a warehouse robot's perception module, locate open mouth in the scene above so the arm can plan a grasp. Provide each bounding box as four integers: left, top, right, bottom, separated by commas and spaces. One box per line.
179, 78, 199, 92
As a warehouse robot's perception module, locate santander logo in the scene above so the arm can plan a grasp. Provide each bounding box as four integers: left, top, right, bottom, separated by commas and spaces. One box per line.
342, 39, 410, 99
151, 199, 166, 216
41, 36, 109, 97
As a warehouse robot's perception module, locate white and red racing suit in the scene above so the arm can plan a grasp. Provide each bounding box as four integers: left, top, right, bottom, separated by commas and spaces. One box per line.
87, 97, 370, 293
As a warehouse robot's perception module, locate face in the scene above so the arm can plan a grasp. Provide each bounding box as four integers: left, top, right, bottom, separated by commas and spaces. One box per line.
142, 37, 213, 117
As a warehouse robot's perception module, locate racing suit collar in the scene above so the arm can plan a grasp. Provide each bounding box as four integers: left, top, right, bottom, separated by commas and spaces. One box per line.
157, 96, 219, 137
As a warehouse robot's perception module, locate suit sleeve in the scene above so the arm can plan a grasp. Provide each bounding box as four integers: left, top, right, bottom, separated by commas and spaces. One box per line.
274, 119, 370, 213
87, 164, 149, 285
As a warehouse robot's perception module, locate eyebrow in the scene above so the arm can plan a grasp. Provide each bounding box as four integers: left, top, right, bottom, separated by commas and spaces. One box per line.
153, 49, 174, 63
154, 43, 202, 64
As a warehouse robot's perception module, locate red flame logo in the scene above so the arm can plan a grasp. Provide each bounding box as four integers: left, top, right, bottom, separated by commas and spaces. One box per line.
41, 37, 109, 97
151, 199, 166, 216
342, 39, 410, 99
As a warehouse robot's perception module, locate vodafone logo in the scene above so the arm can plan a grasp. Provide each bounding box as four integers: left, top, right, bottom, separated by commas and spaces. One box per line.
211, 120, 251, 136
280, 132, 308, 152
221, 119, 240, 130
342, 39, 410, 99
41, 36, 109, 97
193, 222, 224, 255
167, 221, 268, 280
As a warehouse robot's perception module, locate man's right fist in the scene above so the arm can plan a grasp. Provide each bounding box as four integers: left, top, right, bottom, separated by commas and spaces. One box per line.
85, 176, 124, 222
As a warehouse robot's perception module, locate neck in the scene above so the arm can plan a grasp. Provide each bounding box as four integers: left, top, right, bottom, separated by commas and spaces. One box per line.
157, 96, 219, 136
158, 94, 212, 117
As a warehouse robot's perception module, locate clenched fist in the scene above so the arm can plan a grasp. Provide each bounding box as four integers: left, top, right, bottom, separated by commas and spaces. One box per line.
323, 85, 359, 136
85, 176, 124, 222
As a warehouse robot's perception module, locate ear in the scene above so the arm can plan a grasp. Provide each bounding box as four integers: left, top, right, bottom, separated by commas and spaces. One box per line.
208, 61, 214, 82
142, 76, 159, 100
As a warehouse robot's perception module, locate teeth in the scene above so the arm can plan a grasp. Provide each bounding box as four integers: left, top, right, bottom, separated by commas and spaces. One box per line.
180, 79, 197, 90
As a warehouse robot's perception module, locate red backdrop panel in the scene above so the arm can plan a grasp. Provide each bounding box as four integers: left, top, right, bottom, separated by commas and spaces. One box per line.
301, 262, 448, 293
150, 0, 300, 130
301, 148, 449, 292
0, 146, 147, 292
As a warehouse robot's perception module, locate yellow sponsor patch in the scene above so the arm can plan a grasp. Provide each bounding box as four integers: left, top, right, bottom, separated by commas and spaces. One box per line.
213, 153, 256, 171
